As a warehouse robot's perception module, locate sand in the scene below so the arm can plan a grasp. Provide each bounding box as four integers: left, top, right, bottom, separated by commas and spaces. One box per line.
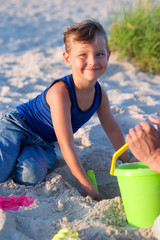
0, 0, 160, 239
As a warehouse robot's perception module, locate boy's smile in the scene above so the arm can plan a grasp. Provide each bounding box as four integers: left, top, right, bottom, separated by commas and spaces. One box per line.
63, 34, 110, 88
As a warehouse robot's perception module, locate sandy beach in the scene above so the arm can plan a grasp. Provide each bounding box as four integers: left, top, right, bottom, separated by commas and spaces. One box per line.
0, 0, 160, 239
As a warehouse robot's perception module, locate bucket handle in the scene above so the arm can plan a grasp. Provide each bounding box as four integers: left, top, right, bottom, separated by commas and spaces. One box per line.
110, 142, 129, 175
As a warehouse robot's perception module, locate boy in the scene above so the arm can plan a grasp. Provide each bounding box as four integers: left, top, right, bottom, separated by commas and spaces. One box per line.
0, 19, 129, 201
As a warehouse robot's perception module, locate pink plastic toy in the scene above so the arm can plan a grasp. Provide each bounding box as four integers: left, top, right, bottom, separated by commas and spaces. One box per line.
0, 195, 34, 211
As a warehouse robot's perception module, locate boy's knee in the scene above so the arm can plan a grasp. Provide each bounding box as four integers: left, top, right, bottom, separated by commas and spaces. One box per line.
12, 144, 56, 186
12, 163, 46, 186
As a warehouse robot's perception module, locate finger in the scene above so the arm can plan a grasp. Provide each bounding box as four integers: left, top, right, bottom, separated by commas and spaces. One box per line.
126, 132, 136, 145
149, 115, 160, 125
149, 115, 160, 132
135, 124, 143, 132
126, 133, 132, 143
128, 127, 137, 137
128, 127, 144, 141
135, 124, 145, 137
139, 120, 152, 132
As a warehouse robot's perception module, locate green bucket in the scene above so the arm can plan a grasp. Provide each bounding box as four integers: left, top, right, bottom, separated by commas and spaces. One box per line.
114, 162, 160, 228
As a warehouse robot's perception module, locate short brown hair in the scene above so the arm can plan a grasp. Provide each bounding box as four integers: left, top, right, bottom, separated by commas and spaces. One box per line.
63, 19, 109, 53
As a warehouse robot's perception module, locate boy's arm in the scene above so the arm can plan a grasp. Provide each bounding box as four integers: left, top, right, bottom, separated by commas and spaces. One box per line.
97, 88, 130, 163
46, 82, 100, 201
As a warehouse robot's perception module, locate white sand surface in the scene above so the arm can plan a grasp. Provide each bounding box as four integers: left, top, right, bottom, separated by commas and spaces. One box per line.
0, 0, 160, 239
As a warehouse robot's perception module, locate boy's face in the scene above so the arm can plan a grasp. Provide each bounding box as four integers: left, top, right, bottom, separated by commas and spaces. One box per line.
63, 34, 110, 85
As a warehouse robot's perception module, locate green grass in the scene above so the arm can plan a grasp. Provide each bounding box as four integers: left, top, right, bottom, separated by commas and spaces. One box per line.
109, 0, 160, 74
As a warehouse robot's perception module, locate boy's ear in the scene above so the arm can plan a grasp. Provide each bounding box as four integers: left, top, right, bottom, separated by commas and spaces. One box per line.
63, 52, 72, 66
107, 50, 111, 60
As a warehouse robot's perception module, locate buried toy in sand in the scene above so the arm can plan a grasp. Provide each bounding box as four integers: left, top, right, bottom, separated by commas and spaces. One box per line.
0, 195, 34, 211
52, 228, 80, 240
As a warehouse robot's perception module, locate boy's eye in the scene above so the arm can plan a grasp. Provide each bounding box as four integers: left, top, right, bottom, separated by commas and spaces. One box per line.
97, 52, 105, 56
79, 54, 86, 57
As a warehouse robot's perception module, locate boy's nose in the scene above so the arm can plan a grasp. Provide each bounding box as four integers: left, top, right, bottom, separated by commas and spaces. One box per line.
88, 55, 96, 65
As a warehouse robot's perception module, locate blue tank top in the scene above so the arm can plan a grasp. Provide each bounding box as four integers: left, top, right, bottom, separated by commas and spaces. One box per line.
16, 74, 102, 142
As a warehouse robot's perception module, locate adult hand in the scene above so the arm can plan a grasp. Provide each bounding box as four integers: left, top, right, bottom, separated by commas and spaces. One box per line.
126, 119, 160, 172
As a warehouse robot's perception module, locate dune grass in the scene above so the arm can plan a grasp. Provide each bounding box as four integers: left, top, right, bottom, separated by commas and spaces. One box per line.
109, 0, 160, 74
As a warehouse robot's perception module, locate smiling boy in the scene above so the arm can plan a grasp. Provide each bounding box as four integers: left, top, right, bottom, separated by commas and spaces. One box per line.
0, 19, 130, 201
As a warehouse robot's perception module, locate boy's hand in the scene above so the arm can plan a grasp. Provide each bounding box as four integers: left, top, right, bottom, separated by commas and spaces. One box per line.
119, 157, 138, 164
83, 186, 101, 201
129, 158, 138, 163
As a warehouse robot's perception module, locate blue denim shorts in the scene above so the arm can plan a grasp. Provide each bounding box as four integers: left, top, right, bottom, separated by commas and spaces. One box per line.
0, 109, 57, 185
